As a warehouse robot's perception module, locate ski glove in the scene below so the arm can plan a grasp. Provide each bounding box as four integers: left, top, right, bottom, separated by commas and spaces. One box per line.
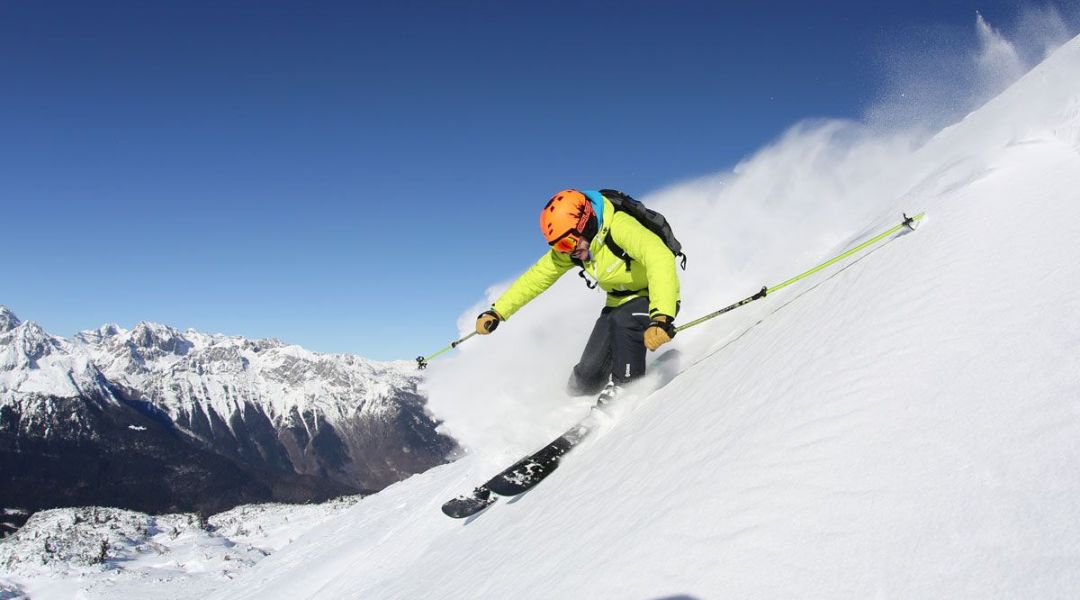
644, 315, 676, 351
475, 310, 502, 335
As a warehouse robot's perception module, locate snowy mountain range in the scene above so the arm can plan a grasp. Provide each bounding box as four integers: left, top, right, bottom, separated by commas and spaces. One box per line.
0, 307, 456, 515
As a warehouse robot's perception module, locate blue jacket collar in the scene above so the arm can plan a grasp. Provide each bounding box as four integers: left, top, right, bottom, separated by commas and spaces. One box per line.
582, 190, 605, 231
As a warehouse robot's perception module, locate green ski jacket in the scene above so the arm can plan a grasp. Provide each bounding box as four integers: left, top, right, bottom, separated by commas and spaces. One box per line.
492, 195, 681, 321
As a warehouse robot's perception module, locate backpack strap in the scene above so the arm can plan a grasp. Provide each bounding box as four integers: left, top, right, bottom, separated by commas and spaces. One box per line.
603, 222, 687, 270
604, 233, 633, 271
608, 288, 645, 298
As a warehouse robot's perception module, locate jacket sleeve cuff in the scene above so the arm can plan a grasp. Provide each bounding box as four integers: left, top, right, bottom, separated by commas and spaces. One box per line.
491, 301, 513, 321
649, 304, 678, 320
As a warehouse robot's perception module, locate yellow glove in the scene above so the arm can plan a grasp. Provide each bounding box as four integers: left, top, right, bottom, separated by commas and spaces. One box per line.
475, 310, 502, 335
644, 315, 675, 351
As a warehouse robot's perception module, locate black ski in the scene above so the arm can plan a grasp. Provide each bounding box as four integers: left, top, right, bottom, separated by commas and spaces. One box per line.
485, 423, 592, 496
441, 385, 625, 519
441, 422, 594, 519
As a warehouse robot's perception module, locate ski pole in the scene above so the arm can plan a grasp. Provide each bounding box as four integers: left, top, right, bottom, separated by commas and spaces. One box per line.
676, 212, 924, 334
416, 332, 477, 370
675, 286, 769, 332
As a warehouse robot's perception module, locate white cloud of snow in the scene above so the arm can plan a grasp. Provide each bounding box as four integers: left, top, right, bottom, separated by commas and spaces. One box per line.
1012, 4, 1076, 62
868, 6, 1078, 130
973, 12, 1028, 102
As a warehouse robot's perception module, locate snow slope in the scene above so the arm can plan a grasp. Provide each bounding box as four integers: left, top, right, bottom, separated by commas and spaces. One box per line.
209, 32, 1080, 600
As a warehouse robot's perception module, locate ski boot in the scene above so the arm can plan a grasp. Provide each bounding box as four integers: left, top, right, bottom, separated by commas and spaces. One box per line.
586, 382, 624, 427
596, 382, 622, 408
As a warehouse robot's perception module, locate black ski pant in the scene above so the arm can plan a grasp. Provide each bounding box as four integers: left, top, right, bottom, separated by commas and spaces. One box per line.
567, 296, 652, 396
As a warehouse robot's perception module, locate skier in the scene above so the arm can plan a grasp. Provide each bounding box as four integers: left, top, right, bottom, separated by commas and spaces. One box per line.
474, 189, 680, 400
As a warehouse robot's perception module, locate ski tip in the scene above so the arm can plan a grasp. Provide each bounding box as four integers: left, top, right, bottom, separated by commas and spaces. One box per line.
441, 497, 495, 519
441, 488, 496, 519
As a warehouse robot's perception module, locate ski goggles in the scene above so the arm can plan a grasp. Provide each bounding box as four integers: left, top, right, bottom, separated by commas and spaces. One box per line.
548, 228, 584, 254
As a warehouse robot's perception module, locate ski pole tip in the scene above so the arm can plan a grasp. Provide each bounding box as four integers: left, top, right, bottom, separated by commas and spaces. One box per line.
903, 212, 926, 231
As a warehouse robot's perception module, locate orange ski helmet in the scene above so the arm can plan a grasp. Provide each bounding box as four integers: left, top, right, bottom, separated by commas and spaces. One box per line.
540, 189, 595, 253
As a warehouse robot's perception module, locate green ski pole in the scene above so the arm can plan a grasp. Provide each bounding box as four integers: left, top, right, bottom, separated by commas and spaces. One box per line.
675, 286, 769, 333
676, 212, 924, 334
416, 332, 477, 370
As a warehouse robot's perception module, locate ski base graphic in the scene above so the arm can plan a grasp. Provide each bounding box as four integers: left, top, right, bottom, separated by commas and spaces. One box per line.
441, 423, 593, 519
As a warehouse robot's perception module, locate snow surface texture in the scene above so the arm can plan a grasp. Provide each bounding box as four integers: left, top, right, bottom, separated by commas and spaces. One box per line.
0, 499, 358, 599
205, 30, 1080, 600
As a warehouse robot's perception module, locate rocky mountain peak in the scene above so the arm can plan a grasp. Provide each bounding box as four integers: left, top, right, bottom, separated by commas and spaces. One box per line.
5, 320, 61, 366
0, 306, 20, 333
127, 321, 193, 358
73, 323, 124, 346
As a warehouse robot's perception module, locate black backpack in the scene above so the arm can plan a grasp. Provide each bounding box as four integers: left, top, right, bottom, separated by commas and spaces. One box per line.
598, 189, 687, 271
571, 189, 687, 292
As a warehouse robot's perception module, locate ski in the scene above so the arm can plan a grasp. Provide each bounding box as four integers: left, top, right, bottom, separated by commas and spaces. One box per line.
441, 387, 622, 519
441, 420, 597, 519
485, 423, 592, 496
441, 486, 496, 519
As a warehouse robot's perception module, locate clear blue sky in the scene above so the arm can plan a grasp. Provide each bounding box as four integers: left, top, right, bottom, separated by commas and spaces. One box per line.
1, 1, 1069, 359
